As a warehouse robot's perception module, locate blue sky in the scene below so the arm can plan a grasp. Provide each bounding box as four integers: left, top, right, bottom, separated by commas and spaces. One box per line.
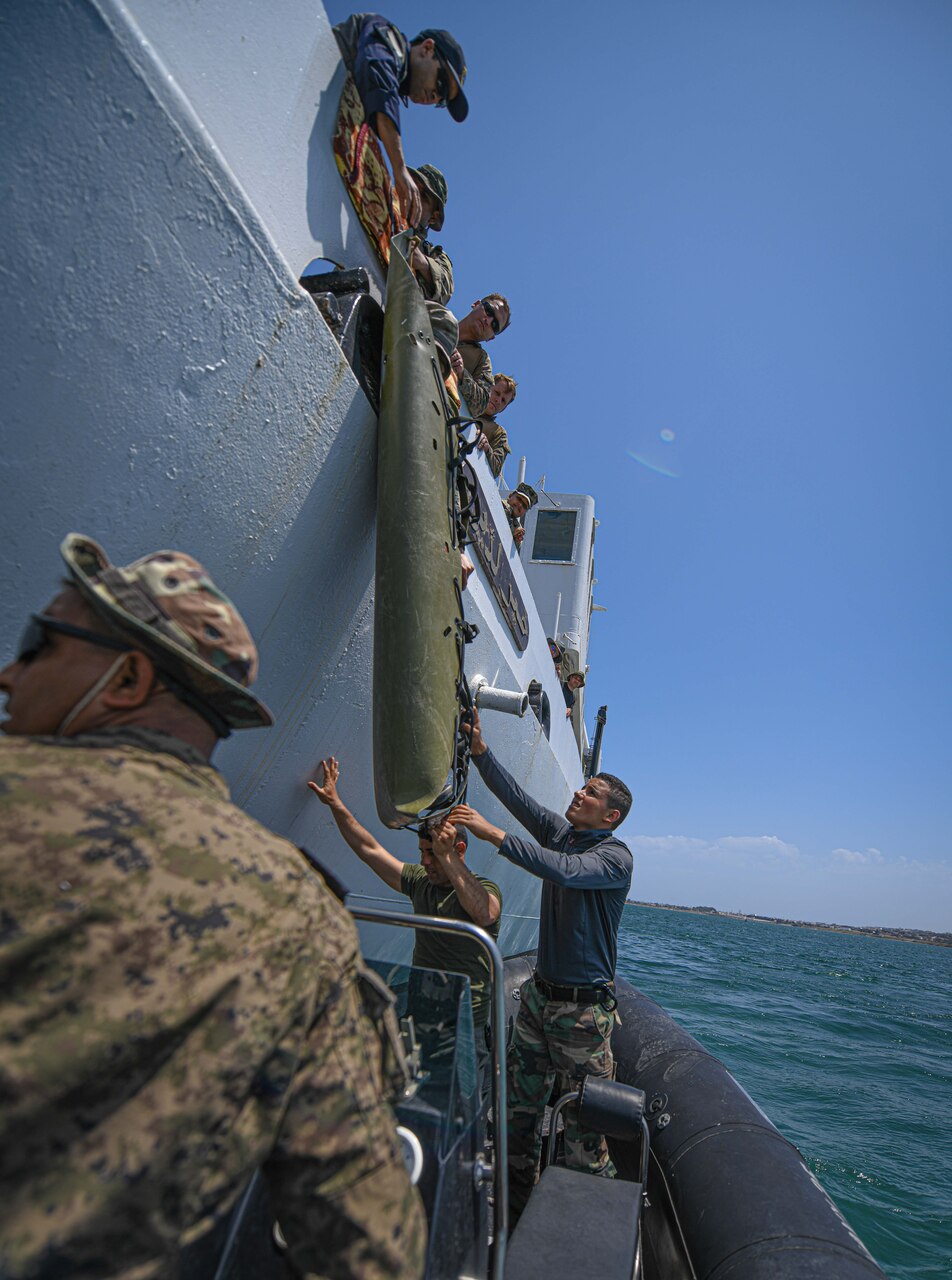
327, 1, 952, 931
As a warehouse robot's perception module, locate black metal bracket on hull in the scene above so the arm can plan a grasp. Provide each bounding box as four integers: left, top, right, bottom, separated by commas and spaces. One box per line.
585, 704, 608, 779
300, 267, 384, 412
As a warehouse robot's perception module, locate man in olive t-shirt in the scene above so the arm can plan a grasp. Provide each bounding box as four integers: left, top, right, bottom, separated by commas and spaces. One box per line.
399, 858, 501, 1032
309, 758, 502, 1043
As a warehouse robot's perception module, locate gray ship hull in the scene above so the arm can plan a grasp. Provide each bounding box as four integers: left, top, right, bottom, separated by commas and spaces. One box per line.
0, 0, 583, 966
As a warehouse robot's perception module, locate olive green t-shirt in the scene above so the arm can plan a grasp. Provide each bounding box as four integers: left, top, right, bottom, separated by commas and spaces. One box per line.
400, 864, 502, 1028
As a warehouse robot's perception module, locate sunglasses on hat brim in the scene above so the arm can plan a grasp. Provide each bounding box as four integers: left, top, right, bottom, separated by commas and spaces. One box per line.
435, 56, 451, 108
428, 45, 468, 121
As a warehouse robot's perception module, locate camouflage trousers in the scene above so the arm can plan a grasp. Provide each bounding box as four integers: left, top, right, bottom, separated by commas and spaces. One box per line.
507, 977, 617, 1219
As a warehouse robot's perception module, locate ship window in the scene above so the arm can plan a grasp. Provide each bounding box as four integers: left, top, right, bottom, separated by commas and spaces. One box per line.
532, 510, 578, 563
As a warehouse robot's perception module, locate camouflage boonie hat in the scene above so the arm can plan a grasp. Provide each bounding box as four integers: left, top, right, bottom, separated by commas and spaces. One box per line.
514, 482, 538, 509
408, 164, 448, 231
60, 533, 273, 732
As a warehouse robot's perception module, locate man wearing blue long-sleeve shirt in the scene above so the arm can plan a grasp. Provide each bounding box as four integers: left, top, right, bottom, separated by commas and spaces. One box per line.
333, 15, 468, 227
450, 709, 633, 1220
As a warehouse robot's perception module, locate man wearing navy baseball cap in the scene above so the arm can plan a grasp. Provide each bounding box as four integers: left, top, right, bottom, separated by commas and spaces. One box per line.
333, 14, 469, 227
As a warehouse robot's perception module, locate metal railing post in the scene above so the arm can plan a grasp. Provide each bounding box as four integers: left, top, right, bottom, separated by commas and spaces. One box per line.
349, 907, 509, 1280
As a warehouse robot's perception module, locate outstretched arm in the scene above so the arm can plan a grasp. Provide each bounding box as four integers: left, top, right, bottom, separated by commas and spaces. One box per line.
309, 758, 405, 893
373, 113, 421, 227
429, 817, 501, 930
451, 802, 632, 891
464, 710, 569, 846
500, 834, 632, 889
349, 17, 422, 228
459, 359, 492, 418
449, 803, 505, 850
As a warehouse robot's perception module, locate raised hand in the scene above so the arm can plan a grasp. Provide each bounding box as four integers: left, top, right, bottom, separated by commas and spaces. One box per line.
428, 816, 458, 861
308, 756, 341, 806
461, 706, 487, 756
448, 803, 502, 845
394, 166, 422, 229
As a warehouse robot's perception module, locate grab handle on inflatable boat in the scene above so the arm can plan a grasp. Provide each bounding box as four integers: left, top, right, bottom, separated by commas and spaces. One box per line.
547, 1076, 650, 1183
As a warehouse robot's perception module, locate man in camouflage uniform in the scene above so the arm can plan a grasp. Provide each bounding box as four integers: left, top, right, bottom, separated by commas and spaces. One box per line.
0, 533, 425, 1279
475, 373, 517, 477
502, 480, 538, 548
309, 757, 501, 1093
408, 163, 454, 305
449, 293, 511, 416
449, 709, 633, 1223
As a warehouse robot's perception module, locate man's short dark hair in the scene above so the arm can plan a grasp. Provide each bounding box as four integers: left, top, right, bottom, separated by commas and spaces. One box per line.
596, 773, 632, 828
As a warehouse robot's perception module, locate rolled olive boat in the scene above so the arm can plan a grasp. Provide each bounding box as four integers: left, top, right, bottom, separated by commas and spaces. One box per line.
373, 231, 468, 828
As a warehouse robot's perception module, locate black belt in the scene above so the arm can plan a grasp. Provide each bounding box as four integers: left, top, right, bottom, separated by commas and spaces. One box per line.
533, 973, 614, 1004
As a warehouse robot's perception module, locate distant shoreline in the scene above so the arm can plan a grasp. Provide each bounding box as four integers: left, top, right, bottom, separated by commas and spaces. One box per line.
626, 901, 952, 949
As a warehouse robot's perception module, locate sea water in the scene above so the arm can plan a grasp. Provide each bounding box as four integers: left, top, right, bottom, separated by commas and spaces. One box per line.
616, 906, 952, 1280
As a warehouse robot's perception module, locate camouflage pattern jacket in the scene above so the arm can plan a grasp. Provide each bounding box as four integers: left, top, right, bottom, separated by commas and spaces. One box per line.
416, 241, 454, 306
501, 498, 522, 534
476, 415, 511, 478
0, 729, 425, 1280
458, 340, 493, 417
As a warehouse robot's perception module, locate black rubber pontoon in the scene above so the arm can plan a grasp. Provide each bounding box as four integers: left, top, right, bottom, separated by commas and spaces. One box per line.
609, 978, 887, 1279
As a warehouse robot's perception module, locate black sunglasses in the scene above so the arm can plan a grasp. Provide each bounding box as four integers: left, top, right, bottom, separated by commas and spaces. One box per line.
435, 55, 450, 108
15, 612, 234, 739
482, 300, 502, 335
16, 613, 132, 664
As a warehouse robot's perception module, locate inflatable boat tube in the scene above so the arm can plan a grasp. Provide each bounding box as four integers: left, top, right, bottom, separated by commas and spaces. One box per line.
373, 231, 463, 827
498, 959, 885, 1279
610, 978, 887, 1279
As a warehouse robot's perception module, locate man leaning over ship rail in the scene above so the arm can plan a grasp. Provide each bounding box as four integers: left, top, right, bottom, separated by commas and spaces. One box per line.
309, 757, 502, 1092
0, 534, 425, 1280
562, 669, 585, 718
475, 373, 518, 477
407, 163, 455, 305
449, 293, 511, 416
449, 708, 633, 1222
503, 480, 537, 547
333, 14, 468, 227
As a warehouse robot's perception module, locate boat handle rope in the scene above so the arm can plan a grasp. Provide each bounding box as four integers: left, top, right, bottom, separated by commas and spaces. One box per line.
455, 459, 481, 539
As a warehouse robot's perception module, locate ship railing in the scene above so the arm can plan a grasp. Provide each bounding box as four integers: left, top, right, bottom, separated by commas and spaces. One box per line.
350, 907, 509, 1280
